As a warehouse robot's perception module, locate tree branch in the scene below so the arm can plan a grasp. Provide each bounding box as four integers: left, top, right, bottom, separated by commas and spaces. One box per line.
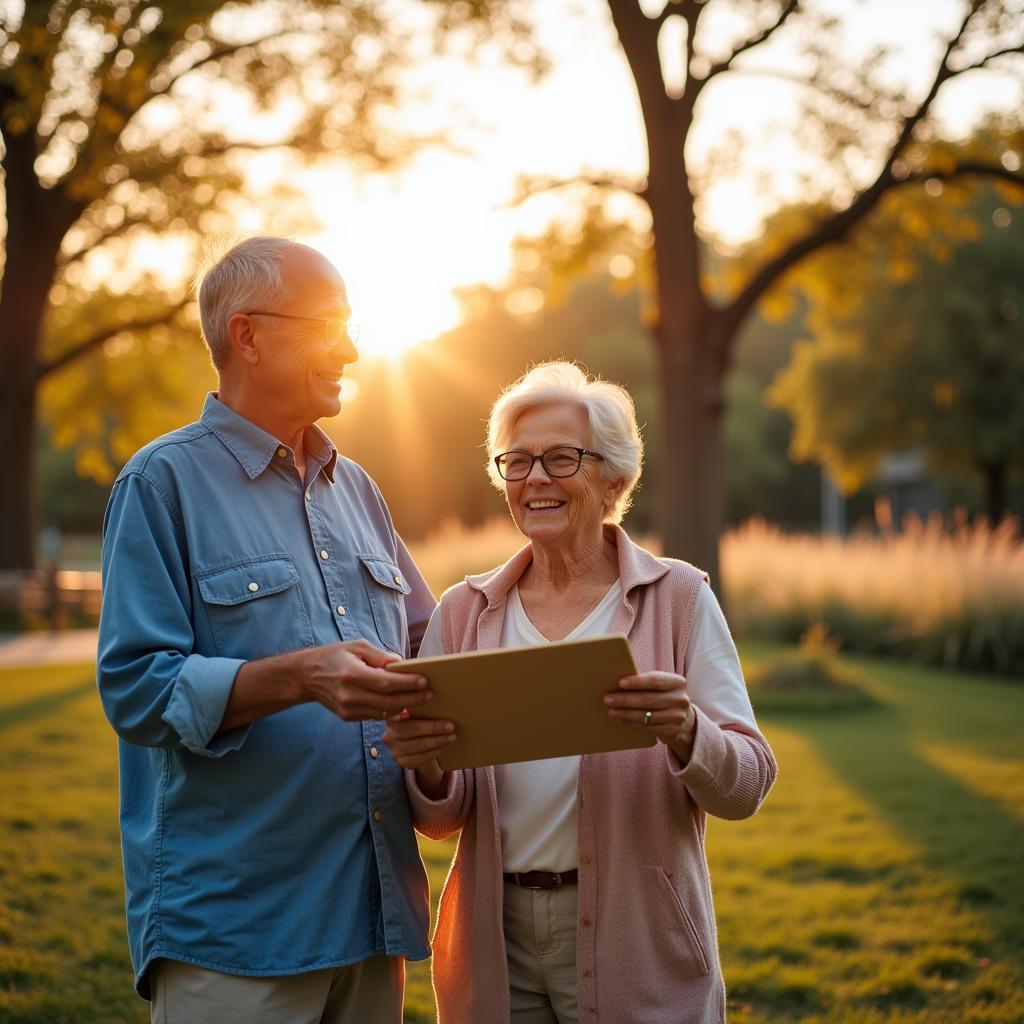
505, 172, 648, 207
722, 158, 1021, 345
901, 161, 1024, 190
723, 66, 878, 112
958, 42, 1024, 73
147, 30, 295, 101
607, 0, 673, 113
56, 214, 155, 268
37, 299, 191, 380
704, 0, 800, 81
716, 1, 991, 351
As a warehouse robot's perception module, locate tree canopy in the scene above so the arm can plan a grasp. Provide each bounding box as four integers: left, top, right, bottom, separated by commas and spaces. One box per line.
508, 0, 1024, 589
769, 180, 1024, 521
0, 0, 540, 568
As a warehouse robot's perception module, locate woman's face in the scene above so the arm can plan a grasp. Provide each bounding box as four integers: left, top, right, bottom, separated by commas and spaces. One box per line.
503, 404, 621, 549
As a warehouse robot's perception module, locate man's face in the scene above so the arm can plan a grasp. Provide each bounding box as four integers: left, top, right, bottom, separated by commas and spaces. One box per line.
247, 247, 358, 426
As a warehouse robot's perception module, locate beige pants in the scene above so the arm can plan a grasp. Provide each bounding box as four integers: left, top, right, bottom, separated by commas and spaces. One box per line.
503, 880, 579, 1024
149, 954, 404, 1024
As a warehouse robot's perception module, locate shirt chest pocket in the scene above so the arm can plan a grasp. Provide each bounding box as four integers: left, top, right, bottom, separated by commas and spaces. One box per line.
358, 554, 412, 655
197, 556, 314, 659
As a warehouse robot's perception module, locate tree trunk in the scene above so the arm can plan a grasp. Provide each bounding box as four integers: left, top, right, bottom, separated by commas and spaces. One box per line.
982, 461, 1007, 523
0, 385, 40, 570
654, 330, 725, 590
0, 126, 74, 569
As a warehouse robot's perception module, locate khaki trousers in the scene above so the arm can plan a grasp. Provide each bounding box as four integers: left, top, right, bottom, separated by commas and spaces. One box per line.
503, 880, 579, 1024
149, 954, 404, 1024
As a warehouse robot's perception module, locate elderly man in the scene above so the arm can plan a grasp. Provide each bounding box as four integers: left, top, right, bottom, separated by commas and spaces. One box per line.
97, 237, 435, 1022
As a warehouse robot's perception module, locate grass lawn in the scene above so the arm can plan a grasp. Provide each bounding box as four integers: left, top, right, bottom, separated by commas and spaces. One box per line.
1, 648, 1021, 1023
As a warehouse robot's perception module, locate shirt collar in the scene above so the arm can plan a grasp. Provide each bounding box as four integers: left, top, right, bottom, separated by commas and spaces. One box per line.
464, 524, 670, 609
200, 393, 338, 482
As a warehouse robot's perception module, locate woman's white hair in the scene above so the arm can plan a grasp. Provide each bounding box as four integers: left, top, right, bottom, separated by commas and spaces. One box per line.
486, 361, 644, 525
194, 236, 303, 368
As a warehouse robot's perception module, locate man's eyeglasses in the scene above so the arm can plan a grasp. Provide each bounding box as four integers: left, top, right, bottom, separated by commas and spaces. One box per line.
494, 446, 605, 481
246, 311, 361, 349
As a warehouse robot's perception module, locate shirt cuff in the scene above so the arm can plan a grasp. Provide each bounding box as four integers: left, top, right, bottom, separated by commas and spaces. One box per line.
663, 705, 723, 787
161, 654, 249, 757
405, 766, 462, 806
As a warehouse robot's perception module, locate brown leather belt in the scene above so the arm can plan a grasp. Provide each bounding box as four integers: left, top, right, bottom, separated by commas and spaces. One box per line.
503, 869, 579, 890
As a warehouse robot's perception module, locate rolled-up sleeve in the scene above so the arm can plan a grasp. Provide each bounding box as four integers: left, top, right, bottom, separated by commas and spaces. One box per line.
97, 471, 248, 757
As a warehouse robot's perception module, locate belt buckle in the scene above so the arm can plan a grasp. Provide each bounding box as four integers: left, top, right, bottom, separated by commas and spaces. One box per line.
550, 872, 562, 889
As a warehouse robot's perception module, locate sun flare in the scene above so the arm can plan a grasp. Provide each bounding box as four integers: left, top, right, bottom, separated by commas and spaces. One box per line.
298, 160, 510, 365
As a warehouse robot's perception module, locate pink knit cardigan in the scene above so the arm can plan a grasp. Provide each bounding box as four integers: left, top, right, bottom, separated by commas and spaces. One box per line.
407, 526, 777, 1024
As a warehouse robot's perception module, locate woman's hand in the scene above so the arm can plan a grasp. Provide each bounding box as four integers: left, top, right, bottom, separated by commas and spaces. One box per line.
382, 711, 456, 796
604, 671, 697, 761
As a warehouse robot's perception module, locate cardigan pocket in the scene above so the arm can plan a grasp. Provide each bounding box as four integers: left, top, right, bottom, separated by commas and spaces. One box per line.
643, 865, 711, 978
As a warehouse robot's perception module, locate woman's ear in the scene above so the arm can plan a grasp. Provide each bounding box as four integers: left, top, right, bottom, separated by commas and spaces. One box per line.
227, 312, 261, 366
603, 478, 625, 512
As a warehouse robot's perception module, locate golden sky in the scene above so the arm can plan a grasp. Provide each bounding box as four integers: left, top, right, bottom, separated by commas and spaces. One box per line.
106, 0, 1022, 363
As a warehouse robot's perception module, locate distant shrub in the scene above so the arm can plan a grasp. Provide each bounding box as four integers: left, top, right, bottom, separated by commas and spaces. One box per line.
747, 625, 876, 712
407, 512, 1024, 678
724, 514, 1024, 678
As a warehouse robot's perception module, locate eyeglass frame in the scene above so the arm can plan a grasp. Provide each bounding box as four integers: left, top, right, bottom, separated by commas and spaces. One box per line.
493, 446, 605, 481
245, 310, 361, 349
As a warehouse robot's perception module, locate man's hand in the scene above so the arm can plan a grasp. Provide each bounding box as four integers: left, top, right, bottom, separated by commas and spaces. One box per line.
219, 639, 432, 733
301, 639, 433, 721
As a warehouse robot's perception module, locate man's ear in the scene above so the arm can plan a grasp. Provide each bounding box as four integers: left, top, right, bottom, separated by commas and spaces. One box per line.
227, 312, 260, 366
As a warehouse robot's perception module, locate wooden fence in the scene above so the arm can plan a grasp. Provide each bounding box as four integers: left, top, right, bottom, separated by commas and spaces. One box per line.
0, 567, 102, 630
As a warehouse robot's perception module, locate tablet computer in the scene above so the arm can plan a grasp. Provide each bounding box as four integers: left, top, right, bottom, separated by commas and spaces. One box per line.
391, 634, 655, 770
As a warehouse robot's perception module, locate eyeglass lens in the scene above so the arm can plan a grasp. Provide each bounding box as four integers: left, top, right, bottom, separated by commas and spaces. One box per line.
501, 448, 582, 479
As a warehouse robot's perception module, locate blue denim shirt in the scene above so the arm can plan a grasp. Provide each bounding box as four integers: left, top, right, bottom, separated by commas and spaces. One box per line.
97, 394, 436, 997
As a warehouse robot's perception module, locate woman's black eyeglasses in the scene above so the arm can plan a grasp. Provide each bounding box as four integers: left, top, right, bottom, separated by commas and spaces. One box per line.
494, 446, 604, 481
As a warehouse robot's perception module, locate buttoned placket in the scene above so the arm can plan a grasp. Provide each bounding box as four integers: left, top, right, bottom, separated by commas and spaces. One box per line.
300, 450, 404, 951
365, 745, 404, 950
301, 464, 357, 644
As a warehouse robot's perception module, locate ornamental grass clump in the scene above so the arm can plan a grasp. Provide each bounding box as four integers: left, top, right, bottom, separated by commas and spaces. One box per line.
746, 624, 876, 713
723, 513, 1024, 678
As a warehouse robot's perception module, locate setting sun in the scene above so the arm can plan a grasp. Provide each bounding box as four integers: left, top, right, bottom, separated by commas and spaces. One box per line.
298, 158, 516, 363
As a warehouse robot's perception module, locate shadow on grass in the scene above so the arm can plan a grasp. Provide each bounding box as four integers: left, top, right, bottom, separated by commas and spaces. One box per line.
768, 692, 1024, 954
0, 678, 96, 733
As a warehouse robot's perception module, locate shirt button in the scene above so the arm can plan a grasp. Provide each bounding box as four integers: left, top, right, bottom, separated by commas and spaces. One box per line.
373, 809, 383, 822
581, 917, 592, 927
336, 605, 346, 616
247, 582, 259, 592
369, 746, 379, 759
305, 490, 312, 501
277, 448, 288, 458
393, 575, 402, 586
582, 854, 592, 865
583, 969, 592, 977
320, 549, 329, 560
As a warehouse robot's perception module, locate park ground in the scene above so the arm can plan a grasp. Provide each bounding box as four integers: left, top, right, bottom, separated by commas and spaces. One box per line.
1, 644, 1022, 1024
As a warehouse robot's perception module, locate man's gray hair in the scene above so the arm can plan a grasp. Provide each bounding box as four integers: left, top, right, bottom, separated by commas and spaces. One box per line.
195, 236, 303, 368
486, 361, 644, 525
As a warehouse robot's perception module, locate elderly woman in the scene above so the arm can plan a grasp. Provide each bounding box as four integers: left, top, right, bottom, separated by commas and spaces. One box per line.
384, 362, 776, 1024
